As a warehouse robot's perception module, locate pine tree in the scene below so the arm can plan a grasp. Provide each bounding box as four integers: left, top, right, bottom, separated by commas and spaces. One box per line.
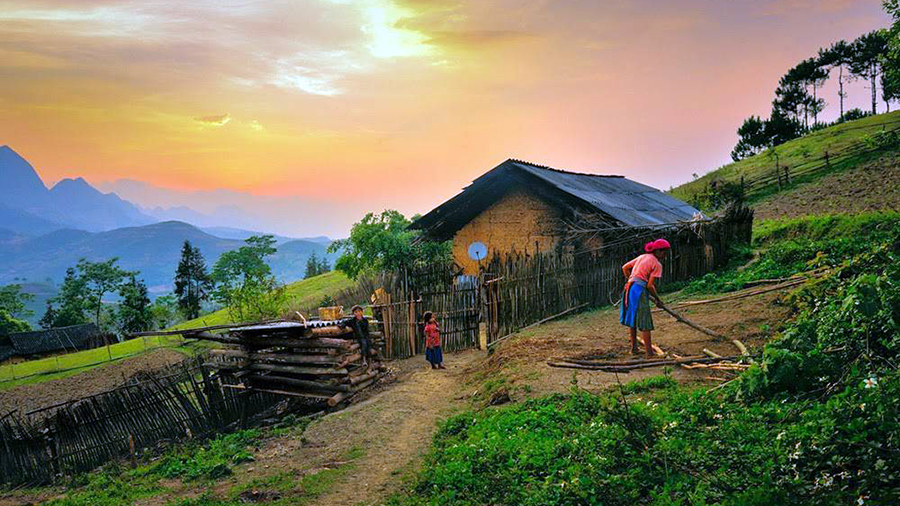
117, 275, 153, 334
174, 241, 212, 319
39, 300, 57, 329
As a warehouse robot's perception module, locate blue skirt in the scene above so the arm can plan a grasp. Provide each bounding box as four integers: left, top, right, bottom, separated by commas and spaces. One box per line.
620, 279, 654, 331
426, 346, 443, 365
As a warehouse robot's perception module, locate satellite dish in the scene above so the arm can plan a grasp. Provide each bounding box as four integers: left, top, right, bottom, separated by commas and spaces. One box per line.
467, 241, 488, 261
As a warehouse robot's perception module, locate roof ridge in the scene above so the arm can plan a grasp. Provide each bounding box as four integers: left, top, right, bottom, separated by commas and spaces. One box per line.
507, 158, 625, 178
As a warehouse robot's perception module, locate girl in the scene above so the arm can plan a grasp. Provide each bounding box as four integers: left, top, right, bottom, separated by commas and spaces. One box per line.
620, 238, 670, 358
423, 311, 445, 370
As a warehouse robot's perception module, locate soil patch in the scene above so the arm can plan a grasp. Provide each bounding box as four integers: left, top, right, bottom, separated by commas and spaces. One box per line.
754, 152, 900, 220
0, 348, 187, 415
475, 291, 790, 400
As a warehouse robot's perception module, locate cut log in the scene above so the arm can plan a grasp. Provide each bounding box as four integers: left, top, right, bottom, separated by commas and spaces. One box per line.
249, 374, 349, 392
312, 326, 352, 337
222, 383, 333, 400
338, 353, 363, 368
702, 348, 722, 358
327, 391, 350, 407
731, 340, 749, 356
242, 337, 354, 349
210, 349, 347, 366
349, 370, 379, 385
248, 363, 349, 376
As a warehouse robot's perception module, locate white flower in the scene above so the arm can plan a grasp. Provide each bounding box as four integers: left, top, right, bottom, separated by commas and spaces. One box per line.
864, 376, 878, 389
860, 403, 866, 411
713, 414, 723, 420
776, 432, 785, 440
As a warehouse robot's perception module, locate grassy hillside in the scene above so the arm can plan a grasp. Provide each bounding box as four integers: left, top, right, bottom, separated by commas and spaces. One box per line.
170, 270, 354, 330
671, 111, 900, 206
0, 270, 355, 387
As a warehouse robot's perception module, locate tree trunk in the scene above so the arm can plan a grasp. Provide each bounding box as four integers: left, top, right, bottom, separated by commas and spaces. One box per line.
872, 65, 878, 115
839, 65, 844, 120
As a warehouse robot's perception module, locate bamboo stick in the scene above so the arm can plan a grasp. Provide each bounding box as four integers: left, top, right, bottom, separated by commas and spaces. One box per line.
658, 304, 727, 340
548, 355, 747, 372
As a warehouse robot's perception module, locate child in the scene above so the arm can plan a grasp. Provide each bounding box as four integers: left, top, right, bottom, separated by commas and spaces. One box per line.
343, 304, 372, 370
620, 238, 670, 358
423, 311, 445, 370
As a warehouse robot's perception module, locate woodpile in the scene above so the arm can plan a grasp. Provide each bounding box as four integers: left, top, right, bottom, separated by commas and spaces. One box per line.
196, 320, 386, 407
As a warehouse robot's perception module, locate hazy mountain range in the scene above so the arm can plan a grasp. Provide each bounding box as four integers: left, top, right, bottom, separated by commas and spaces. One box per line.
0, 145, 339, 308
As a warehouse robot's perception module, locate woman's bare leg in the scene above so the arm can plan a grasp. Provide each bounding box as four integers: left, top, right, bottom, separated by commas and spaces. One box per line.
629, 327, 639, 354
641, 330, 653, 357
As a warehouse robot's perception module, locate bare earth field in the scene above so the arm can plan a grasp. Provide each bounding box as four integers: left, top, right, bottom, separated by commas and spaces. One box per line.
754, 152, 900, 220
0, 348, 188, 416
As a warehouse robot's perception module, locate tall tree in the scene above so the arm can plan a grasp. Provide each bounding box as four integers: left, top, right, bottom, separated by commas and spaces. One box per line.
117, 275, 153, 334
0, 284, 34, 320
731, 116, 769, 161
77, 258, 131, 328
849, 30, 889, 114
884, 0, 900, 111
212, 235, 284, 322
50, 267, 90, 327
819, 40, 853, 120
149, 294, 179, 330
38, 300, 56, 329
174, 241, 213, 319
329, 210, 452, 279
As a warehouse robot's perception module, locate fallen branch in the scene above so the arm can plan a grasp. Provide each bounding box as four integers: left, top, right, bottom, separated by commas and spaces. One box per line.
702, 348, 722, 358
731, 339, 749, 356
548, 355, 748, 372
658, 304, 728, 340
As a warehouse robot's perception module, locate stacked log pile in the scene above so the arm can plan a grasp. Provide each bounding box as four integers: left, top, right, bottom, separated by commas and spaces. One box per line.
198, 320, 386, 407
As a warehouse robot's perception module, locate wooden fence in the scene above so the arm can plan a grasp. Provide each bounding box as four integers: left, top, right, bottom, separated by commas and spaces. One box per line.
0, 356, 281, 485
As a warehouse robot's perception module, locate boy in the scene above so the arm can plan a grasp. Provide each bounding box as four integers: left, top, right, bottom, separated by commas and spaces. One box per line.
343, 304, 372, 370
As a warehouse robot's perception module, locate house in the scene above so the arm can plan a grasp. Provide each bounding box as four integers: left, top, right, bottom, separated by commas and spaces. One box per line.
7, 323, 105, 358
411, 159, 701, 274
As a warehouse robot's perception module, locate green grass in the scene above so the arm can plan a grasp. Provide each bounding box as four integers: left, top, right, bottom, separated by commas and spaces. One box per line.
0, 271, 355, 387
170, 270, 354, 330
670, 110, 900, 205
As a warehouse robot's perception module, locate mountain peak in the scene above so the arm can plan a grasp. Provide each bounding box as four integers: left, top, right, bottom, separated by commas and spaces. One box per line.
0, 145, 49, 208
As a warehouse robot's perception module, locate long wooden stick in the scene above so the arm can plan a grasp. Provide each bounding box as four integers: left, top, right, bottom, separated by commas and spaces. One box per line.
548, 355, 747, 372
658, 304, 727, 340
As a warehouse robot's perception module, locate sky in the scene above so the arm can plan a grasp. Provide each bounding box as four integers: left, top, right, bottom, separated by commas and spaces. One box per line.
0, 0, 892, 237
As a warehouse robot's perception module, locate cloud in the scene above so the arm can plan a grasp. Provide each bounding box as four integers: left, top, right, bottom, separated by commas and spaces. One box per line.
194, 113, 231, 126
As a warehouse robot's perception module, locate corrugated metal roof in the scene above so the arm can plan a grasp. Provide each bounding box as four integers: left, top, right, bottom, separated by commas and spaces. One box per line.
8, 324, 101, 356
510, 160, 699, 226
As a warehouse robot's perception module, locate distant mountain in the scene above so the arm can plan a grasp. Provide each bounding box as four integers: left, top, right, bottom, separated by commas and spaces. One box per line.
0, 221, 340, 293
0, 146, 155, 233
200, 226, 300, 245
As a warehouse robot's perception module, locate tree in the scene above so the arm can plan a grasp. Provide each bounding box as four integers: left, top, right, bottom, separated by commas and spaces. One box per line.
849, 30, 889, 114
304, 252, 331, 279
149, 294, 179, 330
77, 258, 131, 328
0, 284, 34, 320
38, 300, 57, 329
174, 241, 213, 319
50, 267, 90, 327
328, 210, 452, 279
820, 40, 853, 120
884, 0, 900, 111
731, 116, 769, 161
765, 108, 805, 146
212, 235, 284, 322
0, 310, 30, 336
117, 275, 153, 334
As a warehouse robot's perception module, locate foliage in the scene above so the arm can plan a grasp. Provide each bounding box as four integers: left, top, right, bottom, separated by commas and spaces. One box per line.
174, 240, 214, 320
116, 275, 153, 334
76, 258, 132, 329
328, 210, 452, 279
149, 293, 180, 330
849, 30, 890, 114
152, 429, 259, 481
861, 128, 900, 149
0, 309, 30, 336
211, 235, 285, 322
885, 0, 900, 106
689, 180, 746, 211
38, 300, 56, 329
730, 116, 768, 161
304, 252, 331, 279
0, 284, 34, 320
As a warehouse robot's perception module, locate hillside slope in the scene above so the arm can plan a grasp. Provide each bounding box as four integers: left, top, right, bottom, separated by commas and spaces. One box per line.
671, 111, 900, 208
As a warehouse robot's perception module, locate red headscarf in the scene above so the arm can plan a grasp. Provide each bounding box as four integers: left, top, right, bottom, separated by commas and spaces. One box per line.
644, 238, 671, 253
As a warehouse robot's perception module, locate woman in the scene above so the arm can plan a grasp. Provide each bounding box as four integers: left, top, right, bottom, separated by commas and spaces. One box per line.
423, 311, 445, 370
620, 238, 670, 357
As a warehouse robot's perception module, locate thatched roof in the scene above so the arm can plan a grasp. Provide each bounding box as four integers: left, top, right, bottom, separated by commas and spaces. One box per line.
8, 324, 102, 356
411, 159, 700, 241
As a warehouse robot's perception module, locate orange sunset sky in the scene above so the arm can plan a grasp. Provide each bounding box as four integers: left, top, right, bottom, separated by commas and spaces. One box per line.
0, 0, 892, 237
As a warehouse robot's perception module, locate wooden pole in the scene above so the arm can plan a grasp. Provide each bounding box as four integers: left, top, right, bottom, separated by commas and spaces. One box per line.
657, 304, 727, 340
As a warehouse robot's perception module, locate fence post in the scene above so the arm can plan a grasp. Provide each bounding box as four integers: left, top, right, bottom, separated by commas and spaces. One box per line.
784, 166, 791, 184
824, 151, 830, 170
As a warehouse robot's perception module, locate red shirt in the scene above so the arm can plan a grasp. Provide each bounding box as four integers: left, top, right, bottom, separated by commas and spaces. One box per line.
425, 322, 441, 348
